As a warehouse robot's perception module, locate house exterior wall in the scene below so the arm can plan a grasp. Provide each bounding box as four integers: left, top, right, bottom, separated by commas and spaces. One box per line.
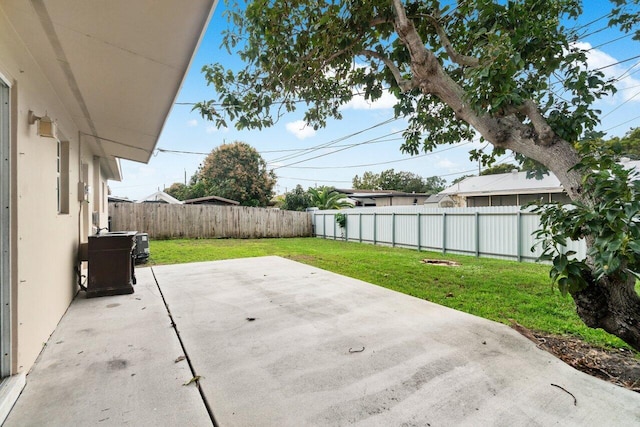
374, 195, 428, 207
0, 8, 109, 375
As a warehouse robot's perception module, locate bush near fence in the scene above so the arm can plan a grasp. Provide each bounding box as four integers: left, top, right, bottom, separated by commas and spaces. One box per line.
312, 205, 586, 263
109, 202, 313, 239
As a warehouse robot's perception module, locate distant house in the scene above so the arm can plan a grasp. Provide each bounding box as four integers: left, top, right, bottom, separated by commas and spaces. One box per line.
108, 195, 133, 203
424, 194, 455, 208
137, 191, 183, 204
441, 159, 640, 208
439, 171, 570, 207
336, 189, 430, 207
183, 195, 240, 206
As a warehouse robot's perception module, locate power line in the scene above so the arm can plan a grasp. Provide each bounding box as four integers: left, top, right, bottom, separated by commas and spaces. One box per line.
601, 113, 640, 132
268, 117, 400, 163
281, 141, 475, 169
594, 54, 640, 72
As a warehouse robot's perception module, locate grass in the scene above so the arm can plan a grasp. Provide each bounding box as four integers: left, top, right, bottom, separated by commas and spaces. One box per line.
148, 237, 633, 350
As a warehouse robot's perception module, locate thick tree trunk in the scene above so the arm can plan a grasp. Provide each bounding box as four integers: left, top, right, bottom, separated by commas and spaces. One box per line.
390, 2, 640, 351
572, 270, 640, 351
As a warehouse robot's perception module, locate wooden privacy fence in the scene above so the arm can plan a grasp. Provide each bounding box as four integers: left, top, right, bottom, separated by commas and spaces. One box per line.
312, 205, 587, 263
109, 203, 313, 239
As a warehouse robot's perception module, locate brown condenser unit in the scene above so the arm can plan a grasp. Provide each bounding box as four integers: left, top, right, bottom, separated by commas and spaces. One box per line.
86, 231, 137, 298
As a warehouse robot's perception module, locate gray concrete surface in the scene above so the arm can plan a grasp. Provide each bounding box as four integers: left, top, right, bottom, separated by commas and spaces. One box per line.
3, 268, 210, 427
155, 257, 640, 427
6, 256, 640, 426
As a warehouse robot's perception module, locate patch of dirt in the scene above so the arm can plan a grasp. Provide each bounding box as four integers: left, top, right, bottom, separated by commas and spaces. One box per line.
512, 323, 640, 393
421, 259, 461, 266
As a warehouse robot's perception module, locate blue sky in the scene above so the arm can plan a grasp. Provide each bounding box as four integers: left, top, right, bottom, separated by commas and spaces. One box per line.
109, 1, 640, 200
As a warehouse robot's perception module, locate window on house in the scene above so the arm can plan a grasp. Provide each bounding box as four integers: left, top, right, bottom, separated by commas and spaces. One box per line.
57, 140, 69, 214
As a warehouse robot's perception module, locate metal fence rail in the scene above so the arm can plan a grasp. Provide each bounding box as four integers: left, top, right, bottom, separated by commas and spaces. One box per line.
312, 206, 586, 262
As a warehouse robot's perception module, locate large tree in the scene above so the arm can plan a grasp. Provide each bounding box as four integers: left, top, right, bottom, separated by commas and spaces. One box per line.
192, 141, 276, 207
281, 184, 313, 211
352, 168, 446, 193
196, 1, 640, 349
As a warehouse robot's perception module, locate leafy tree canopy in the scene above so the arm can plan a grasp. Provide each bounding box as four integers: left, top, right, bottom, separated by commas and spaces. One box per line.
604, 127, 640, 160
195, 0, 640, 350
175, 141, 276, 207
281, 184, 313, 211
352, 169, 446, 193
165, 182, 191, 201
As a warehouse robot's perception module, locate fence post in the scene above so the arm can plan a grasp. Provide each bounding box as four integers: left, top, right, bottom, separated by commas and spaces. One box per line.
442, 212, 447, 255
417, 213, 421, 252
373, 213, 377, 245
392, 213, 396, 247
323, 214, 327, 239
359, 213, 362, 243
475, 211, 480, 257
344, 213, 348, 241
517, 211, 522, 262
333, 213, 336, 240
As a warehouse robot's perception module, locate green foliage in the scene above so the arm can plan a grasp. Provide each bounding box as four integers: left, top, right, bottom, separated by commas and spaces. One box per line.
480, 164, 520, 176
335, 212, 347, 229
196, 0, 621, 165
605, 127, 640, 160
281, 184, 312, 211
165, 182, 191, 201
352, 169, 446, 193
308, 186, 353, 210
189, 141, 276, 207
532, 142, 640, 294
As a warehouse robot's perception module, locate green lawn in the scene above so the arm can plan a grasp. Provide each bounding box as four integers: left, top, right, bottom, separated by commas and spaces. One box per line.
148, 237, 634, 351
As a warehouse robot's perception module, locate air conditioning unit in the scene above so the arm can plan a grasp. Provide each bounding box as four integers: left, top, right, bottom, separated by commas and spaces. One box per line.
134, 233, 150, 264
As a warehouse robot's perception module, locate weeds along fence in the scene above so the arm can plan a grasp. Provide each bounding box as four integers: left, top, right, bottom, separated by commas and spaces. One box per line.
109, 203, 313, 239
312, 205, 586, 262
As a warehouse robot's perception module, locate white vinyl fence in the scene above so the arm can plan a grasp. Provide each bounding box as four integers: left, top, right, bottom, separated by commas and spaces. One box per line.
311, 206, 586, 262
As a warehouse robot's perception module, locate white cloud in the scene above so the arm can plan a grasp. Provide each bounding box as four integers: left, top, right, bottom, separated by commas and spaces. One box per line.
574, 42, 640, 104
342, 90, 397, 110
187, 119, 198, 127
286, 120, 316, 139
437, 159, 456, 169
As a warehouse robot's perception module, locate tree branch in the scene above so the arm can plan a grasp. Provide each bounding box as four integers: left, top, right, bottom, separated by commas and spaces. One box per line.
358, 49, 414, 92
422, 14, 480, 67
370, 16, 392, 26
517, 100, 556, 145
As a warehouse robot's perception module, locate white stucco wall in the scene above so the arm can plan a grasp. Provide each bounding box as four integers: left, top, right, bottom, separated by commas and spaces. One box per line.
0, 7, 108, 374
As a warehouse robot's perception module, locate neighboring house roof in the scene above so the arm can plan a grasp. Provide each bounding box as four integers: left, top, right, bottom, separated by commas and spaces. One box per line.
108, 195, 133, 203
183, 196, 240, 206
440, 171, 563, 197
137, 191, 183, 204
424, 194, 449, 203
442, 160, 640, 198
4, 0, 217, 179
621, 158, 640, 174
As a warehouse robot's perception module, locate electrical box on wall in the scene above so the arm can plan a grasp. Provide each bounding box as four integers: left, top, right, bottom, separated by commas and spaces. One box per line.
77, 182, 91, 202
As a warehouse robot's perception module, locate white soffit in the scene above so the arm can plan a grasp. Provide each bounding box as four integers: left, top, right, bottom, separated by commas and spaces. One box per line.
4, 0, 217, 176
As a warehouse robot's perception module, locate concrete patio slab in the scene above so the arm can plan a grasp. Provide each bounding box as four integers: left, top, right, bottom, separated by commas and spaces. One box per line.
3, 267, 210, 427
154, 256, 640, 427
